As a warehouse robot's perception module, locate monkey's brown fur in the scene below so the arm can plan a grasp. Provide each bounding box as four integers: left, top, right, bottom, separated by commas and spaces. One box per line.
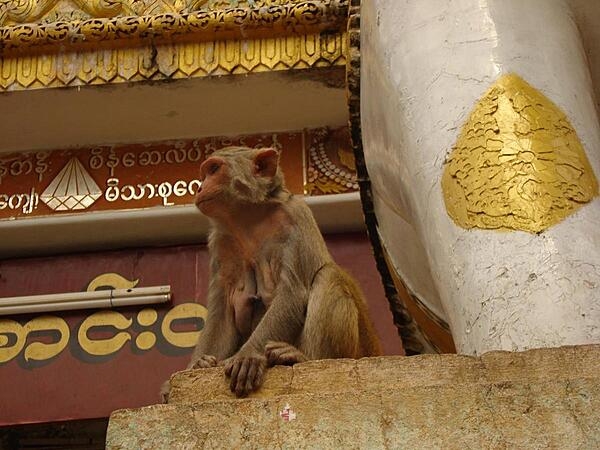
164, 146, 381, 399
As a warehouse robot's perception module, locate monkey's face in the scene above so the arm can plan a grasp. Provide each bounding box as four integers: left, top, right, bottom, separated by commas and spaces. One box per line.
196, 147, 283, 219
196, 156, 230, 217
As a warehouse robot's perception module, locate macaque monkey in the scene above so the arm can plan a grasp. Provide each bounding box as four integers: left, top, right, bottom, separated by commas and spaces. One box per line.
164, 146, 381, 400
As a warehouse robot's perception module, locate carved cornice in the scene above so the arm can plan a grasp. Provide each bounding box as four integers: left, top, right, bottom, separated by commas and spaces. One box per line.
0, 32, 346, 90
0, 0, 348, 55
0, 0, 348, 91
0, 1, 290, 26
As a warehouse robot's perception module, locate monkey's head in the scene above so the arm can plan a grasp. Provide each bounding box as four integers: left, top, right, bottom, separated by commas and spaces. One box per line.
195, 146, 286, 218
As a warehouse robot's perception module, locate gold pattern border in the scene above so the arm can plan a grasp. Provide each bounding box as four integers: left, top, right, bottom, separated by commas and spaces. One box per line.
0, 0, 348, 55
0, 32, 346, 90
0, 1, 307, 26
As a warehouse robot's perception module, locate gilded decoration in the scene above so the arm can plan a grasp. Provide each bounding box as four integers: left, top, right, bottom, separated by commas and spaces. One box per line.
442, 73, 599, 233
306, 127, 359, 195
0, 33, 346, 90
0, 1, 296, 26
0, 0, 348, 91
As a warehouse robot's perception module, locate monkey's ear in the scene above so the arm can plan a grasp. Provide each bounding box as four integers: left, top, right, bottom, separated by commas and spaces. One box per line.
253, 149, 279, 178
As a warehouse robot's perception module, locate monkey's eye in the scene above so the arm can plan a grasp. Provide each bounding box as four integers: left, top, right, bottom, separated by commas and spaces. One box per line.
208, 163, 220, 175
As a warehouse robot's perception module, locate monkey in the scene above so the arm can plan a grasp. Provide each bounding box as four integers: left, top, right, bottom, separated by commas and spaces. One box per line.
162, 146, 381, 400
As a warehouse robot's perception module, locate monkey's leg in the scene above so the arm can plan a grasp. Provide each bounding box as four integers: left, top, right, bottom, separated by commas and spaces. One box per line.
299, 266, 362, 359
265, 340, 307, 366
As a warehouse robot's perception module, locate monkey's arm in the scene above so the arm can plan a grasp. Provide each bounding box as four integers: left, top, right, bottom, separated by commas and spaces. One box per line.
189, 267, 240, 368
239, 276, 306, 355
224, 242, 314, 396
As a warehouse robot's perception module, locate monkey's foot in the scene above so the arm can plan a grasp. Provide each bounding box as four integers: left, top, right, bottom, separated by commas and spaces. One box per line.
265, 341, 308, 366
189, 354, 218, 369
224, 353, 266, 397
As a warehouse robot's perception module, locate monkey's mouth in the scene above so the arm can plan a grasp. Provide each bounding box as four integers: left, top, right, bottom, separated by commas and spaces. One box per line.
195, 195, 218, 208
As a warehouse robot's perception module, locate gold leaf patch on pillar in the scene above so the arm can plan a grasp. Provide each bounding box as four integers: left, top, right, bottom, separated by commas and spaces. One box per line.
442, 73, 599, 233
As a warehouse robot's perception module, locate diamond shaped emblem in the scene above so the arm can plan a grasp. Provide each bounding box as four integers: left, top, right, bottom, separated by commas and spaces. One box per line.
41, 157, 102, 212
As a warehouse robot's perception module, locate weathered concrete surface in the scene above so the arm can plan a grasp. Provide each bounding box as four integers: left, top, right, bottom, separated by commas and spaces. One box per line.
167, 344, 600, 404
107, 345, 600, 449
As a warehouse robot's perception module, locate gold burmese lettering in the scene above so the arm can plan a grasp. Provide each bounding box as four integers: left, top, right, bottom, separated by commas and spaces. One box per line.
86, 272, 139, 292
23, 316, 70, 361
0, 316, 70, 362
442, 73, 599, 233
0, 319, 26, 363
162, 303, 207, 348
78, 311, 132, 356
0, 303, 206, 364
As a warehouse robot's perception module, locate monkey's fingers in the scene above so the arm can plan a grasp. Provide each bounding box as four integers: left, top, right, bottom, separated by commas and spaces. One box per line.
228, 356, 266, 397
244, 358, 265, 395
224, 357, 234, 376
268, 350, 305, 366
191, 354, 218, 369
265, 341, 307, 366
265, 340, 288, 362
233, 359, 250, 397
227, 358, 241, 389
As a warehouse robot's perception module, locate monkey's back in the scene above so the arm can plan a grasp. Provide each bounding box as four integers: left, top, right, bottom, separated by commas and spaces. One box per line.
283, 197, 382, 358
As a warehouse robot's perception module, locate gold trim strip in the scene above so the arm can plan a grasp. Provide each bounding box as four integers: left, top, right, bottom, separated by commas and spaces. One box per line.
0, 0, 348, 55
0, 32, 347, 91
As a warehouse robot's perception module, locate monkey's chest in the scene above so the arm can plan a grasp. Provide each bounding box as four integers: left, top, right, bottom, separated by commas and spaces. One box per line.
229, 262, 276, 338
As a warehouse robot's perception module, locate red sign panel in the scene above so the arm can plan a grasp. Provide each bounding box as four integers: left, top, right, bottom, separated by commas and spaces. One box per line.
0, 127, 357, 221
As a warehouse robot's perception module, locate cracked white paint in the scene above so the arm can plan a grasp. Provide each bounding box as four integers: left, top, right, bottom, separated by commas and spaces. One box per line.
361, 0, 600, 354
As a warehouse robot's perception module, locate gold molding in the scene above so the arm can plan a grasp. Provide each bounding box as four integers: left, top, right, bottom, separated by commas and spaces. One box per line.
1, 0, 129, 25
0, 0, 347, 54
0, 0, 348, 92
0, 1, 295, 26
0, 32, 346, 90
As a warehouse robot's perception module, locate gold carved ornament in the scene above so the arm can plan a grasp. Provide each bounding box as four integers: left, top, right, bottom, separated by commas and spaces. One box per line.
0, 1, 348, 91
442, 73, 599, 233
0, 0, 125, 25
0, 1, 304, 26
305, 128, 359, 195
0, 0, 347, 52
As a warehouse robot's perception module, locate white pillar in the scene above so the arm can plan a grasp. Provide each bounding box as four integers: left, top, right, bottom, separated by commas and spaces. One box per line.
361, 0, 600, 354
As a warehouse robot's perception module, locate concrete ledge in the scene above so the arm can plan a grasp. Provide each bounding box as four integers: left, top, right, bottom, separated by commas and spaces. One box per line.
167, 344, 600, 404
107, 345, 600, 449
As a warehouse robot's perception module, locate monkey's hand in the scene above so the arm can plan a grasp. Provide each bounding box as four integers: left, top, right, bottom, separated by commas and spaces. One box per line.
223, 352, 266, 397
189, 354, 218, 369
265, 341, 308, 366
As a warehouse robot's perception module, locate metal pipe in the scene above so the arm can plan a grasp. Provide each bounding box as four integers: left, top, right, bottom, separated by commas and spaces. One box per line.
0, 287, 171, 316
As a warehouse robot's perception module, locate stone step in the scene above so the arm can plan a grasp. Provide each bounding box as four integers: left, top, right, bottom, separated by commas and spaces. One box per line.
107, 345, 600, 449
167, 344, 600, 405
